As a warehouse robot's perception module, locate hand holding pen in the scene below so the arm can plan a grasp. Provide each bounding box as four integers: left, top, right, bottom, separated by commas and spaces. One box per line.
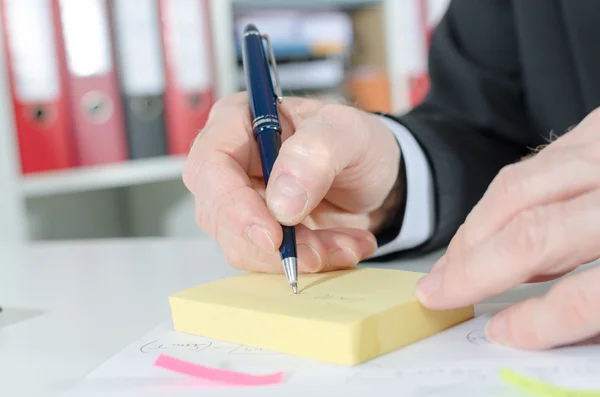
183, 31, 394, 279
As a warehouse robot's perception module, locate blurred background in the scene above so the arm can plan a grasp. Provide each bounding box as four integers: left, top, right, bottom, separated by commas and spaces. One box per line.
0, 0, 448, 244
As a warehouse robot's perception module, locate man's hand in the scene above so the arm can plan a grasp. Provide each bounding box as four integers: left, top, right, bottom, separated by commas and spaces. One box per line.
416, 107, 600, 350
183, 93, 402, 274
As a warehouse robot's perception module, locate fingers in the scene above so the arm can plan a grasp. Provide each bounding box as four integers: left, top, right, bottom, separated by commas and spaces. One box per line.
416, 189, 600, 310
219, 223, 377, 274
455, 147, 600, 254
485, 265, 600, 349
188, 150, 283, 255
183, 92, 295, 265
297, 226, 378, 273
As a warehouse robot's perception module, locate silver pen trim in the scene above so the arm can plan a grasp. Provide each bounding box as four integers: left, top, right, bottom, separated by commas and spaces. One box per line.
282, 257, 298, 293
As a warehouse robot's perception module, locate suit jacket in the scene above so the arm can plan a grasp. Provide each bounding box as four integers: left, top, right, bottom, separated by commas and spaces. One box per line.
376, 0, 600, 259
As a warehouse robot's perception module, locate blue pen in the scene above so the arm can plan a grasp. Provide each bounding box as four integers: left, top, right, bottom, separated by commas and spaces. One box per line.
241, 24, 298, 294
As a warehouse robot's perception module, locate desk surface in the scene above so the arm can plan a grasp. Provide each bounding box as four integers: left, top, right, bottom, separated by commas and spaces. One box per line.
0, 238, 591, 397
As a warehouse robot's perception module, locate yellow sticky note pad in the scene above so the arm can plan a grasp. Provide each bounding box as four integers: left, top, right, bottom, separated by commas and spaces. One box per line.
169, 268, 474, 365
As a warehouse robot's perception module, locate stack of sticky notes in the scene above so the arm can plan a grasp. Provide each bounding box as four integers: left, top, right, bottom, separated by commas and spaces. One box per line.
169, 268, 474, 366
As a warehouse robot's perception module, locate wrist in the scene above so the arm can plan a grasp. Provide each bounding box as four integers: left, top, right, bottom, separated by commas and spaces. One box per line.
365, 111, 407, 245
370, 152, 406, 242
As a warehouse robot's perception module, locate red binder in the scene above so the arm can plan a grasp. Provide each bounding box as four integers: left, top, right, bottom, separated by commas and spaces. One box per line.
158, 0, 215, 155
56, 0, 128, 166
0, 0, 75, 174
410, 0, 431, 107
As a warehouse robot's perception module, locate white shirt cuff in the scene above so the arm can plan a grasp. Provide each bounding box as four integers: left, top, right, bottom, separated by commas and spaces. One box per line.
371, 115, 435, 257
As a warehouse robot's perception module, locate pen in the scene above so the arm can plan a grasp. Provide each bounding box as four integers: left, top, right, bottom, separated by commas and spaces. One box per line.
241, 24, 298, 294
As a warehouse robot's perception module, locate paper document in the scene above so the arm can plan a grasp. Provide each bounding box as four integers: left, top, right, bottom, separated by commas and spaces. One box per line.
63, 313, 600, 397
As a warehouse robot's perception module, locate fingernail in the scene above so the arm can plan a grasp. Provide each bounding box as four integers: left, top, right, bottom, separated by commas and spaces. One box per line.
246, 224, 275, 252
268, 175, 308, 223
298, 243, 322, 273
485, 312, 509, 345
415, 268, 442, 301
328, 247, 360, 270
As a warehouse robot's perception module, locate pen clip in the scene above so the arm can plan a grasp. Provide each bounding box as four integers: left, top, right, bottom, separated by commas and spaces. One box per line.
260, 34, 283, 103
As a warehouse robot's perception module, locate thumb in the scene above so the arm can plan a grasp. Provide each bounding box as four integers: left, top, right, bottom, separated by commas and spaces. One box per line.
265, 104, 370, 225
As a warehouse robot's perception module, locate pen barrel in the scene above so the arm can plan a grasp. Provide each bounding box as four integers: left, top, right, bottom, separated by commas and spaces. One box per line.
242, 29, 279, 121
242, 25, 282, 182
280, 225, 297, 258
255, 124, 296, 258
254, 122, 281, 183
242, 24, 297, 261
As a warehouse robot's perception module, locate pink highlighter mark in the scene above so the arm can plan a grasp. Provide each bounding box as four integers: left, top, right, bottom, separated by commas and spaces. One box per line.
153, 354, 285, 386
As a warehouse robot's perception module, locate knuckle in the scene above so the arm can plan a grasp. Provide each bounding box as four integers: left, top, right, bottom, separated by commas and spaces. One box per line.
207, 92, 248, 121
459, 211, 485, 249
282, 134, 332, 173
288, 97, 324, 115
320, 103, 364, 132
319, 102, 348, 117
492, 163, 522, 200
500, 208, 547, 261
280, 97, 324, 125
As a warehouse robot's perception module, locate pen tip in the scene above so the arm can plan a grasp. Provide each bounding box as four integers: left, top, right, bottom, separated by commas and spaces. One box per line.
291, 283, 298, 294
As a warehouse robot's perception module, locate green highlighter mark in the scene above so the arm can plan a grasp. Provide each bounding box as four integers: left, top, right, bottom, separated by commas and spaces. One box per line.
499, 368, 600, 397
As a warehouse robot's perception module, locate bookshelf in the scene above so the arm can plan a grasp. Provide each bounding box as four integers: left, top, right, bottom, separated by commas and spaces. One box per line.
0, 0, 439, 243
0, 11, 26, 243
20, 155, 187, 198
0, 0, 235, 243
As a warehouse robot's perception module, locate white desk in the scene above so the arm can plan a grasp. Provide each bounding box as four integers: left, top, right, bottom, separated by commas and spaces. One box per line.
0, 238, 592, 397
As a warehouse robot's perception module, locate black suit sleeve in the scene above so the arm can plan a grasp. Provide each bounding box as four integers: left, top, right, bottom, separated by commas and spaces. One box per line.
373, 0, 536, 260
